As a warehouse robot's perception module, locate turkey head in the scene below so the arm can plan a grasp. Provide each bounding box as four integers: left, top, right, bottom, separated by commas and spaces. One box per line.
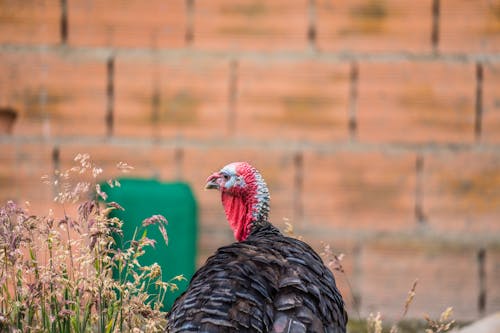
205, 162, 270, 242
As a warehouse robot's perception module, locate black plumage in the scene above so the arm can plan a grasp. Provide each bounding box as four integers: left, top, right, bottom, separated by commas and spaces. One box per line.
167, 162, 347, 333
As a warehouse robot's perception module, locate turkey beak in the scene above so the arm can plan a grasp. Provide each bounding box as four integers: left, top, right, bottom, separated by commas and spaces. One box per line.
205, 173, 221, 190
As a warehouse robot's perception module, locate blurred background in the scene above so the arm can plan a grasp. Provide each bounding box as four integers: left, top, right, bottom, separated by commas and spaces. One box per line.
0, 0, 499, 323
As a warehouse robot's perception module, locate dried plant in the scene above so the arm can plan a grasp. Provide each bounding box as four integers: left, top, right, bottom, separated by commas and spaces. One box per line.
282, 219, 303, 241
363, 280, 455, 333
317, 240, 455, 333
0, 154, 181, 332
320, 243, 345, 274
367, 312, 383, 333
424, 307, 455, 333
384, 279, 418, 333
402, 279, 418, 319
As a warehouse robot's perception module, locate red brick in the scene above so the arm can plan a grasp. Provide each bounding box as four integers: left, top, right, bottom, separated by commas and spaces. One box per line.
303, 151, 416, 231
0, 144, 18, 205
43, 56, 107, 136
486, 246, 500, 315
423, 152, 500, 233
361, 239, 479, 320
237, 61, 350, 141
58, 144, 177, 181
0, 143, 54, 216
68, 0, 186, 48
0, 53, 107, 136
115, 58, 229, 139
197, 227, 234, 266
194, 0, 308, 51
483, 63, 500, 143
317, 0, 433, 53
0, 0, 60, 45
0, 53, 44, 135
358, 62, 476, 143
440, 0, 500, 53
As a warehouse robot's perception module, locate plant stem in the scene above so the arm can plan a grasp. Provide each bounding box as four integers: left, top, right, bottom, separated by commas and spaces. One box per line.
64, 207, 76, 282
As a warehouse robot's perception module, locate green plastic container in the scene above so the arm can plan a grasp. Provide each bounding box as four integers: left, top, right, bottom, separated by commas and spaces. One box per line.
103, 178, 197, 311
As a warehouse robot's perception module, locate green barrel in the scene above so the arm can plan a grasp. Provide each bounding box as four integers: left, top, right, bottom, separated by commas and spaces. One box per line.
103, 178, 197, 311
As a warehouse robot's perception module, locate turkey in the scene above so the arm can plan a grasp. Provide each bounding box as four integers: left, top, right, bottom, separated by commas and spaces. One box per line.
167, 161, 347, 333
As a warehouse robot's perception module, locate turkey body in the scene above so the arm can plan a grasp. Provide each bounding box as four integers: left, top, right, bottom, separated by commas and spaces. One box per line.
168, 222, 347, 333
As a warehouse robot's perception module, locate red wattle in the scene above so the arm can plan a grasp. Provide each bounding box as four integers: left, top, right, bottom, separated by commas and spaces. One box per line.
221, 192, 252, 241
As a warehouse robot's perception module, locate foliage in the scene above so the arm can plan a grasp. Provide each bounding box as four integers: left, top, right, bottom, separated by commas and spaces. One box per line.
0, 154, 181, 332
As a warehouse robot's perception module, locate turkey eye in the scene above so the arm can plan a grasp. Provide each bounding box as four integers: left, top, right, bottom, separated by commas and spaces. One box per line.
222, 174, 230, 181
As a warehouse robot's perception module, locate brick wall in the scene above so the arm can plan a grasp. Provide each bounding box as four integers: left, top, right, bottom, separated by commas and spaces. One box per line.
1, 0, 499, 321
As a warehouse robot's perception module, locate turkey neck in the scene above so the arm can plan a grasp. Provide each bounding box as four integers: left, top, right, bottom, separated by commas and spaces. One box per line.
221, 193, 251, 242
221, 187, 270, 242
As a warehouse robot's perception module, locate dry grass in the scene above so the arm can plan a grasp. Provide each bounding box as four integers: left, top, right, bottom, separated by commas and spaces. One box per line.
320, 243, 456, 333
0, 154, 181, 332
